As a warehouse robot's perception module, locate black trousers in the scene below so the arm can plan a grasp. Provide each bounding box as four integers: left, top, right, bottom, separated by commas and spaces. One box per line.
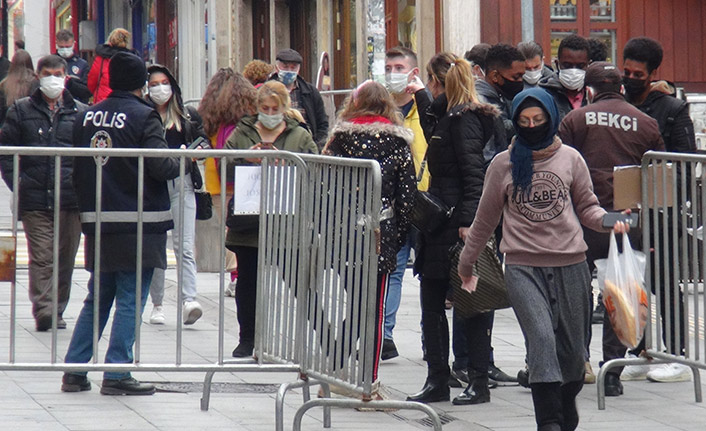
421, 277, 492, 379
230, 245, 258, 344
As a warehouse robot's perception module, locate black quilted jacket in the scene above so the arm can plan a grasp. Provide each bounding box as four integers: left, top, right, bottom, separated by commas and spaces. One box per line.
416, 94, 499, 279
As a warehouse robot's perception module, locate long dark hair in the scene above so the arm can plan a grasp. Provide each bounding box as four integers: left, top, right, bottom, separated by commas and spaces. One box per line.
1, 50, 36, 105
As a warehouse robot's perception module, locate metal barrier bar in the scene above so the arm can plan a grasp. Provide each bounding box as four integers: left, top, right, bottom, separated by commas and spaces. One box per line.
51, 155, 61, 361
0, 146, 440, 430
598, 151, 706, 409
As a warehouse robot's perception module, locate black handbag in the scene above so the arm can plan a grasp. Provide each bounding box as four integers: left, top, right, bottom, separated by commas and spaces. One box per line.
449, 236, 509, 318
226, 197, 259, 233
411, 191, 453, 234
410, 156, 453, 234
194, 191, 213, 220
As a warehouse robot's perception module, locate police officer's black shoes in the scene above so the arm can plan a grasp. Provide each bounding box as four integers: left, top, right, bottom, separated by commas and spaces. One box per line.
232, 341, 254, 358
406, 378, 450, 403
452, 372, 491, 405
100, 377, 156, 395
61, 373, 91, 392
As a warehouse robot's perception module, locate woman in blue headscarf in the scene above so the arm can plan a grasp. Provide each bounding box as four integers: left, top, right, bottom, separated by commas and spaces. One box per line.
456, 88, 628, 430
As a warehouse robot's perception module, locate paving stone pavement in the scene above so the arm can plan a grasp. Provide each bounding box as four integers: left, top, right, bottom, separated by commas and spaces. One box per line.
1, 266, 706, 431
1, 183, 706, 430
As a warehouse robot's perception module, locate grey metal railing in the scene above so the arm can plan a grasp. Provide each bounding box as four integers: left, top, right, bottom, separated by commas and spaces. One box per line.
597, 151, 706, 409
0, 146, 440, 430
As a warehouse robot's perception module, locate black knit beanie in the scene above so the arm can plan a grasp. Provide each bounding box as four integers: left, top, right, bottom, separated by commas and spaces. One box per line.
109, 52, 147, 91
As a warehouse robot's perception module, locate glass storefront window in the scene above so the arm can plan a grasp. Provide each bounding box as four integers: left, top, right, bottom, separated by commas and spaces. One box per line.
8, 0, 24, 55
397, 0, 416, 51
550, 0, 578, 22
589, 0, 615, 22
589, 29, 616, 62
55, 0, 72, 31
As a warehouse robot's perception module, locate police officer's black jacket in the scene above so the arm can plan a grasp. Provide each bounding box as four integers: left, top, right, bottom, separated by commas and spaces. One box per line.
0, 88, 87, 212
72, 90, 180, 236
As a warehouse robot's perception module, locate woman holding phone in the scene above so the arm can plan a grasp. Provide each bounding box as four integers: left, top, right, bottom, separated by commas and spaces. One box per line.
224, 80, 317, 357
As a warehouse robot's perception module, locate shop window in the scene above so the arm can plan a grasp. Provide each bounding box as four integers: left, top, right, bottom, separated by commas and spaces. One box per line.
546, 0, 618, 63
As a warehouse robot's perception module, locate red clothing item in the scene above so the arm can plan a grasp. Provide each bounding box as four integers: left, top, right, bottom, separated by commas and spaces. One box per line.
349, 115, 392, 125
86, 55, 112, 103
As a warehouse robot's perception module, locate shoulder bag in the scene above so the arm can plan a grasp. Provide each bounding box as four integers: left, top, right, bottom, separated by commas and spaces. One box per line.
410, 153, 453, 234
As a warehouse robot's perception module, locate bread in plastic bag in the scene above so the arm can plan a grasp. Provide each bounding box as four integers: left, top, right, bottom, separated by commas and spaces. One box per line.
600, 232, 648, 349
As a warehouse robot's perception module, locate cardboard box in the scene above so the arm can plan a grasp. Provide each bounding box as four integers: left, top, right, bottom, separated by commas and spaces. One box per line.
612, 164, 675, 210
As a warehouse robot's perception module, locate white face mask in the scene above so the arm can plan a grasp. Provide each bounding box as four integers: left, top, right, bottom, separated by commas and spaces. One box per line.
558, 68, 586, 91
385, 71, 411, 94
149, 84, 173, 106
39, 75, 65, 100
56, 47, 74, 59
523, 69, 543, 85
258, 111, 284, 130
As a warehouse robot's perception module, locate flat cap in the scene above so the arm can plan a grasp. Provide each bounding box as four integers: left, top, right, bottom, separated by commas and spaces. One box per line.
276, 48, 303, 64
585, 61, 622, 86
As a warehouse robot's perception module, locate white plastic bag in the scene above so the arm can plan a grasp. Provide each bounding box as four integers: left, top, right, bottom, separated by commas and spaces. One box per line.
600, 232, 649, 349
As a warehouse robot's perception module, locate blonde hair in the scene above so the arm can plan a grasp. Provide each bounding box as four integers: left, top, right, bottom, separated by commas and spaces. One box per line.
338, 80, 402, 125
427, 52, 479, 109
257, 80, 304, 123
445, 57, 480, 109
108, 28, 130, 48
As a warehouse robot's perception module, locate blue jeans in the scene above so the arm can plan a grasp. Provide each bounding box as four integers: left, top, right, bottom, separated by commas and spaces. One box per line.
384, 231, 416, 340
64, 269, 154, 380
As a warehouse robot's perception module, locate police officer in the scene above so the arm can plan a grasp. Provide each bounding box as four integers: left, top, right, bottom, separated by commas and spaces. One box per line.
55, 29, 91, 103
558, 61, 664, 397
61, 52, 180, 396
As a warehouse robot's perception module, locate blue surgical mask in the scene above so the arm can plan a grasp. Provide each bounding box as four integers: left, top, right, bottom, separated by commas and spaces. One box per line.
278, 69, 298, 86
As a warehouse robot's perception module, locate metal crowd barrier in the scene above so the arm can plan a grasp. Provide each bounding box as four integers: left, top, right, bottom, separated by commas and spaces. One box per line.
597, 151, 706, 409
0, 146, 440, 430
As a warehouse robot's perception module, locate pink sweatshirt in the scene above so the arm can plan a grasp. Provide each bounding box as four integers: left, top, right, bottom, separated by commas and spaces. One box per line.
458, 142, 607, 275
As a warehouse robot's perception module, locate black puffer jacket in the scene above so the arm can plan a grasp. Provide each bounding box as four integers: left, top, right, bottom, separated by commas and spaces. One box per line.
416, 94, 500, 279
324, 119, 417, 273
0, 88, 87, 212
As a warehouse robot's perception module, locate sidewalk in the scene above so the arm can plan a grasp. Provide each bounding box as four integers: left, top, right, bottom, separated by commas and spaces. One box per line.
1, 265, 705, 431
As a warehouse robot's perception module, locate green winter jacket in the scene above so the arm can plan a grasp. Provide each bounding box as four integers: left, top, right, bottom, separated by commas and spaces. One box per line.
224, 114, 318, 248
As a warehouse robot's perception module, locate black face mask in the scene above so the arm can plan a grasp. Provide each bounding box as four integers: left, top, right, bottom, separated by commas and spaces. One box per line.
498, 78, 525, 100
517, 122, 551, 147
623, 76, 648, 99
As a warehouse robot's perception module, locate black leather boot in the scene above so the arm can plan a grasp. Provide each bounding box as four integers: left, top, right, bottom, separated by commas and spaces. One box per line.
560, 380, 583, 431
407, 312, 450, 403
452, 371, 490, 405
531, 382, 563, 431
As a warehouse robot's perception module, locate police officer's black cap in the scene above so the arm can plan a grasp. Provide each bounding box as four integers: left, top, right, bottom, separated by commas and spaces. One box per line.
276, 48, 303, 64
585, 61, 622, 86
109, 52, 147, 91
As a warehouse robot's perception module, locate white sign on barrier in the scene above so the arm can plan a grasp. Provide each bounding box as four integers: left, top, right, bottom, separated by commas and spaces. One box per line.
233, 165, 298, 215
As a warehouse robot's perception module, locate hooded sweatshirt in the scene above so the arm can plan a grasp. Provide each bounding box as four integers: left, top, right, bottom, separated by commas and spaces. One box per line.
458, 88, 607, 273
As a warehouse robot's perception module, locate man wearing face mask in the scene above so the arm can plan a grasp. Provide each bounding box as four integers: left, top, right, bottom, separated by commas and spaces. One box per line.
0, 54, 86, 331
269, 48, 329, 148
55, 29, 91, 104
476, 43, 525, 148
617, 37, 696, 385
517, 41, 553, 89
539, 34, 590, 121
557, 62, 664, 396
378, 46, 428, 361
464, 43, 491, 81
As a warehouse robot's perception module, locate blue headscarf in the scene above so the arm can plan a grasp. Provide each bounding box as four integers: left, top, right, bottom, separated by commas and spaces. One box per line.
510, 88, 560, 194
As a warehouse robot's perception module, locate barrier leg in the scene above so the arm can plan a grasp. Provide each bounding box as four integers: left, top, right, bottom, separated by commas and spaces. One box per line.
319, 382, 331, 428
691, 366, 702, 403
292, 399, 442, 431
276, 379, 307, 431
200, 371, 216, 411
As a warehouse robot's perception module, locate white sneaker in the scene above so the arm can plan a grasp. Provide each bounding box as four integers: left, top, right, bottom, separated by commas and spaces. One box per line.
149, 306, 165, 325
621, 354, 651, 381
183, 301, 203, 325
225, 281, 236, 297
646, 362, 692, 383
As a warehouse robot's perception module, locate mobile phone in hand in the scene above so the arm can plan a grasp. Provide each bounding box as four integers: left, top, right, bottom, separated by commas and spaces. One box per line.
602, 212, 639, 229
187, 136, 210, 150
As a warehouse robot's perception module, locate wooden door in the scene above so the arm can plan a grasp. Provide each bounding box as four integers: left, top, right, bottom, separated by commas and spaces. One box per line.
252, 0, 270, 62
